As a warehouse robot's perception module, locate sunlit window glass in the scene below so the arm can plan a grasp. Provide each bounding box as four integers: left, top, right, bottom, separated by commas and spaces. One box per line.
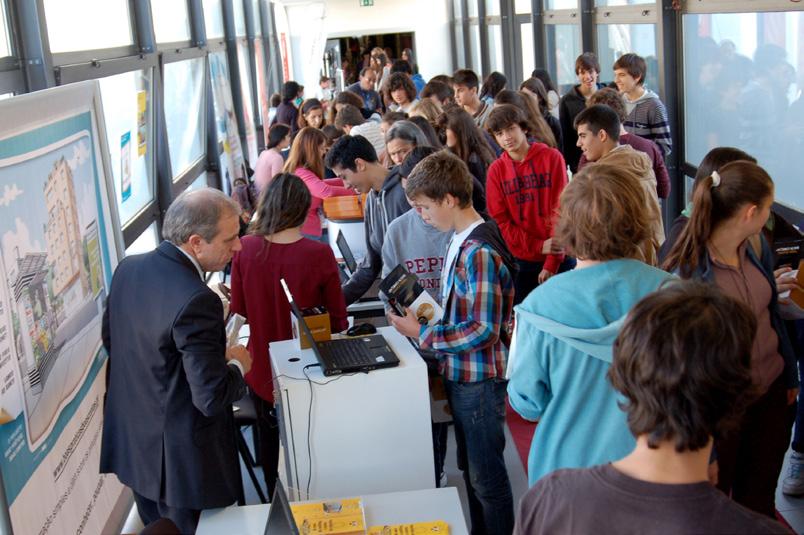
454, 24, 466, 69
485, 0, 500, 16
44, 0, 133, 53
98, 69, 155, 226
251, 0, 263, 35
203, 0, 225, 39
597, 23, 657, 87
488, 25, 503, 74
237, 42, 259, 165
163, 58, 206, 179
546, 0, 577, 9
125, 222, 158, 256
683, 11, 804, 212
546, 24, 581, 92
469, 24, 481, 72
521, 23, 535, 78
515, 0, 531, 14
596, 0, 654, 5
233, 0, 247, 36
151, 0, 191, 44
209, 51, 245, 193
0, 1, 11, 57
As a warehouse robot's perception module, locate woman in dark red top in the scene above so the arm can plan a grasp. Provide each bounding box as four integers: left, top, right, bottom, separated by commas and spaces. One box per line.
229, 173, 348, 498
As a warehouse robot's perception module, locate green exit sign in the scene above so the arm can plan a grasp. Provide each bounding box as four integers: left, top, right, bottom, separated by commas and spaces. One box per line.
360, 0, 373, 5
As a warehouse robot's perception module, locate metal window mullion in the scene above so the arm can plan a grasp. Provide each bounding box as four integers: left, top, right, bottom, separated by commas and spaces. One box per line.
188, 0, 207, 48
222, 0, 248, 157
130, 0, 156, 54
662, 0, 683, 224
448, 0, 458, 72
122, 202, 160, 248
154, 54, 175, 222
461, 0, 471, 71
170, 154, 207, 198
478, 0, 489, 77
580, 0, 594, 53
12, 0, 54, 90
56, 53, 157, 86
243, 0, 260, 134
500, 0, 520, 83
531, 0, 545, 70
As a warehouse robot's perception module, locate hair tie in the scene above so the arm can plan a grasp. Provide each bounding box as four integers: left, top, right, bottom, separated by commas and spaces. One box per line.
711, 170, 721, 188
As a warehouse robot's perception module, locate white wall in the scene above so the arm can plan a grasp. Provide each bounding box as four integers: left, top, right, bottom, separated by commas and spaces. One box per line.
275, 0, 453, 92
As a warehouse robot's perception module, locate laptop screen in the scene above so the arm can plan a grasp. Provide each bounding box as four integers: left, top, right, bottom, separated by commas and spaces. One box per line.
336, 231, 358, 274
280, 279, 326, 363
264, 480, 299, 534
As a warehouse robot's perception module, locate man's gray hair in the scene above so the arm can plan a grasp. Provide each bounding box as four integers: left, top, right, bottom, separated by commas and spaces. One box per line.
385, 120, 429, 147
163, 187, 241, 245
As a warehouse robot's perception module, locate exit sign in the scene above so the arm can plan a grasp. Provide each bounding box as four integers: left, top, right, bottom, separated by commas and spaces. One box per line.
360, 0, 373, 5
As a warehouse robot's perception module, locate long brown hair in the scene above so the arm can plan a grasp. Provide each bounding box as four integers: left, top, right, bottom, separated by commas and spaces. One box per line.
494, 89, 557, 148
662, 160, 773, 277
283, 127, 327, 179
437, 105, 495, 166
250, 173, 311, 236
297, 98, 323, 129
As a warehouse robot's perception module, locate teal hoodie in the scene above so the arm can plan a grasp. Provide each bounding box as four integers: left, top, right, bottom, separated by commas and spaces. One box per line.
507, 259, 674, 486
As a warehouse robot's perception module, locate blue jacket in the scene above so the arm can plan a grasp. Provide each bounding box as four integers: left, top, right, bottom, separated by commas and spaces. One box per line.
685, 235, 798, 389
412, 73, 426, 97
507, 259, 674, 486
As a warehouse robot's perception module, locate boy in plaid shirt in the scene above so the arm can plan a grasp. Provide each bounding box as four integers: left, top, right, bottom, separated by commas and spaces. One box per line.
389, 151, 516, 535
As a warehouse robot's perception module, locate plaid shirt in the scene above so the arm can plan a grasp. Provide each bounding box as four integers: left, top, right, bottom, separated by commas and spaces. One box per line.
418, 238, 514, 382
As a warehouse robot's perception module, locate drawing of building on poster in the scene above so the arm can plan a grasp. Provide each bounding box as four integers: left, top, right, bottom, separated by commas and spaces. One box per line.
0, 131, 105, 453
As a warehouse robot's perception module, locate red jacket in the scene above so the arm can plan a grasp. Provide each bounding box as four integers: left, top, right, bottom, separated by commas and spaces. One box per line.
486, 142, 567, 272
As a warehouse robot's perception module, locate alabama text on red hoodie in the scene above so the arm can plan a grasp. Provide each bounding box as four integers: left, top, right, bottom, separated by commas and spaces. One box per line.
486, 142, 567, 272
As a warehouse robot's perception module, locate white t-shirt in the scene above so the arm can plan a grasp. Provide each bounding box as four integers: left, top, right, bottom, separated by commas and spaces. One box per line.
440, 219, 484, 306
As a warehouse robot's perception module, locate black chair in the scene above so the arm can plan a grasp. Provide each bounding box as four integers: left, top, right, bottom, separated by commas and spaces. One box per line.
233, 395, 268, 504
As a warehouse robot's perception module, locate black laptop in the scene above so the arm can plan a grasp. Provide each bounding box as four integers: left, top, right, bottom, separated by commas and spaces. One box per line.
336, 230, 358, 274
264, 480, 299, 535
281, 279, 399, 376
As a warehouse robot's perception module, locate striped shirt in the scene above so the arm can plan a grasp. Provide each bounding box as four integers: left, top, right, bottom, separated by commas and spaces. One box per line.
623, 89, 672, 158
418, 237, 514, 383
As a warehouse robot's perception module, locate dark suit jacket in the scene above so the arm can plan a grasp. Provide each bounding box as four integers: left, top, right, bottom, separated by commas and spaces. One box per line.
100, 241, 246, 510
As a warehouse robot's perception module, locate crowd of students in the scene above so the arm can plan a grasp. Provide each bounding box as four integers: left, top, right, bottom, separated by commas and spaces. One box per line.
232, 48, 803, 534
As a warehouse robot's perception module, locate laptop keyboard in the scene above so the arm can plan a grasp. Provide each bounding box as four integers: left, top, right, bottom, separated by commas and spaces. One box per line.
323, 339, 374, 367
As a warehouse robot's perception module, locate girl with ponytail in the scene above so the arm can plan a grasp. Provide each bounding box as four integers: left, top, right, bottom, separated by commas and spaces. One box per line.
663, 160, 797, 519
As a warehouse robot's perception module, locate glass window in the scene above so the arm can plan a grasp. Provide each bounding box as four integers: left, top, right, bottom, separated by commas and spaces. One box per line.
233, 0, 247, 36
596, 23, 657, 87
521, 23, 535, 79
546, 0, 577, 9
125, 222, 158, 256
453, 0, 462, 19
468, 0, 478, 18
44, 0, 133, 53
98, 69, 155, 226
515, 0, 532, 14
469, 24, 481, 73
203, 0, 225, 39
188, 171, 208, 191
151, 0, 191, 43
237, 41, 259, 165
0, 0, 11, 57
596, 0, 653, 5
251, 0, 263, 35
683, 11, 804, 213
254, 38, 270, 126
209, 51, 245, 193
454, 24, 466, 69
485, 0, 500, 16
488, 25, 503, 74
546, 24, 581, 93
163, 57, 206, 179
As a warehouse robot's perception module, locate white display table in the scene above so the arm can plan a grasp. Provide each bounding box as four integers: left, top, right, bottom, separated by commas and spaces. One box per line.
197, 487, 468, 535
270, 327, 435, 502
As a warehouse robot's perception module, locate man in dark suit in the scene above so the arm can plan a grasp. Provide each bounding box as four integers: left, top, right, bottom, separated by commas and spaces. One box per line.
100, 188, 252, 533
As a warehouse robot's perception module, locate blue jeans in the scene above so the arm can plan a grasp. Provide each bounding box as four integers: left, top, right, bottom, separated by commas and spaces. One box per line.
445, 378, 514, 535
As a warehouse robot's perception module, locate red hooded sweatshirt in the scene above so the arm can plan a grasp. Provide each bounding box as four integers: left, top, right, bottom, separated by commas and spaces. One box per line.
485, 142, 567, 273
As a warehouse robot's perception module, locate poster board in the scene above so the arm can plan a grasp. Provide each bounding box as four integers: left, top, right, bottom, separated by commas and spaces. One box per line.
0, 81, 125, 534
